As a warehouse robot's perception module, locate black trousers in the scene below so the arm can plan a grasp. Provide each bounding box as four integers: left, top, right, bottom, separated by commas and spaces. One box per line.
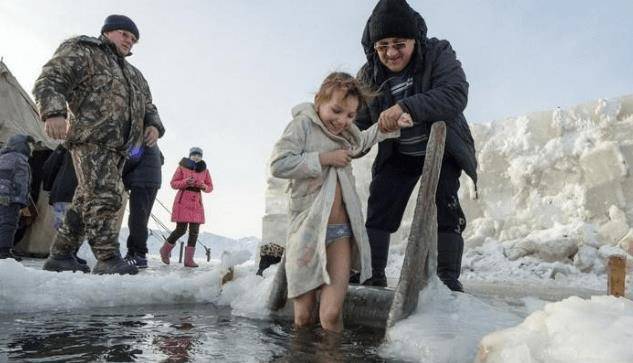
126, 186, 159, 256
0, 204, 20, 250
166, 222, 200, 247
366, 153, 466, 276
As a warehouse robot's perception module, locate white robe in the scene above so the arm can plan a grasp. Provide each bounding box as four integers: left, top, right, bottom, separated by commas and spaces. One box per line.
270, 103, 398, 298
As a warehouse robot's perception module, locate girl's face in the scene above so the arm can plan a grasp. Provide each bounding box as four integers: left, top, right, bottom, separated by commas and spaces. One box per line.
190, 154, 202, 162
317, 89, 359, 135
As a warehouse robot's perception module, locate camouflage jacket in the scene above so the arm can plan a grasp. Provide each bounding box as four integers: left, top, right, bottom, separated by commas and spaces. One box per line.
33, 35, 164, 154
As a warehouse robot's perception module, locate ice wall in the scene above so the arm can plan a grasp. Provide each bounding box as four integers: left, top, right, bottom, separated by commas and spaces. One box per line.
262, 94, 633, 272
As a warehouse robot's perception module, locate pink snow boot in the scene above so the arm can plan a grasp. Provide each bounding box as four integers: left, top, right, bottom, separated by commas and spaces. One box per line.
184, 246, 198, 268
160, 242, 175, 265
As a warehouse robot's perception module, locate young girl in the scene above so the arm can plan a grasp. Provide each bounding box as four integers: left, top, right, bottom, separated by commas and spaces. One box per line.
159, 147, 213, 267
270, 72, 411, 332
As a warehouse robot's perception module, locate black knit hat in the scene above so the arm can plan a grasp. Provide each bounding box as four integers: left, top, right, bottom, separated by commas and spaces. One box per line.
368, 0, 418, 44
101, 14, 139, 40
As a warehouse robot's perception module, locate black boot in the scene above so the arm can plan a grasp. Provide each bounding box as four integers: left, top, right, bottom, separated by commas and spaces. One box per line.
362, 271, 387, 287
437, 232, 464, 292
0, 248, 22, 261
43, 254, 90, 273
93, 254, 138, 275
364, 228, 390, 287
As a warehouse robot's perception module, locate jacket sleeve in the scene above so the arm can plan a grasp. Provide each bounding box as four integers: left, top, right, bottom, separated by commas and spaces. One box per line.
399, 40, 468, 125
13, 158, 31, 207
139, 73, 165, 137
270, 117, 322, 180
32, 41, 93, 122
353, 123, 400, 157
170, 167, 187, 190
203, 170, 213, 193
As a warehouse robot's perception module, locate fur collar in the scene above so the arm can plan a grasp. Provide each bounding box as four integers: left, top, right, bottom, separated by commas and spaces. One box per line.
179, 157, 207, 172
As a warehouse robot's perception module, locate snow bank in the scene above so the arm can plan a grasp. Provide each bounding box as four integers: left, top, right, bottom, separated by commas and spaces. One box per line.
0, 231, 261, 315
476, 295, 633, 363
0, 259, 222, 313
461, 95, 633, 277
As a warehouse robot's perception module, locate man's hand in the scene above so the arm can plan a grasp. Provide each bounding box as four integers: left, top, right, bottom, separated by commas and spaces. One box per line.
378, 103, 404, 132
397, 113, 414, 128
319, 149, 352, 167
44, 116, 69, 140
144, 126, 159, 147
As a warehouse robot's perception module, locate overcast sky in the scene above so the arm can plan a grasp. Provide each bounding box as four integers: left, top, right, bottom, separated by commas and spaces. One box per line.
1, 0, 632, 239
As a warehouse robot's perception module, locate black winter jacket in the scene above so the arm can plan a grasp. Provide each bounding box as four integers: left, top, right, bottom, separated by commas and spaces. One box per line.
122, 145, 163, 190
41, 145, 77, 205
355, 7, 477, 186
0, 135, 32, 207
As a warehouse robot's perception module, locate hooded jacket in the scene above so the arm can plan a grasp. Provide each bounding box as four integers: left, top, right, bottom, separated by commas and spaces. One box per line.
0, 135, 32, 207
356, 5, 477, 186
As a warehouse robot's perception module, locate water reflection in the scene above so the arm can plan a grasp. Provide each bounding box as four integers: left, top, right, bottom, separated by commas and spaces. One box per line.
0, 304, 402, 362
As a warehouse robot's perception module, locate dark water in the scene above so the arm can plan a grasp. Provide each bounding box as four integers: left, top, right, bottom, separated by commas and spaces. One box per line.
0, 304, 406, 362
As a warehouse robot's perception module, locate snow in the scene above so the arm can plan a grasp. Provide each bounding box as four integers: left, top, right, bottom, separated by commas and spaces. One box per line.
476, 296, 633, 363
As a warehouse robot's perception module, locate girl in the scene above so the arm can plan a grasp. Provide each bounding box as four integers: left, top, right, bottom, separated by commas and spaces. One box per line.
159, 147, 213, 267
270, 72, 411, 332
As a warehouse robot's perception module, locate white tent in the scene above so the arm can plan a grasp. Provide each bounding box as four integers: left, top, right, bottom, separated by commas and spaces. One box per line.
0, 59, 61, 256
0, 60, 57, 150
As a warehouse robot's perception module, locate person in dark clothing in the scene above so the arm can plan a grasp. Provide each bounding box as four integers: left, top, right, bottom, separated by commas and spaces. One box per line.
42, 145, 78, 232
355, 0, 477, 291
41, 144, 86, 265
122, 145, 163, 268
0, 134, 34, 261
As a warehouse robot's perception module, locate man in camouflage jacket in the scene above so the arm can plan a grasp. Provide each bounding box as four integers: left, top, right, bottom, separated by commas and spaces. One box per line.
34, 14, 165, 275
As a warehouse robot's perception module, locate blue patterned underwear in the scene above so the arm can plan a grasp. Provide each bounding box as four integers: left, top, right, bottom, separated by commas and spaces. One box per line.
325, 224, 353, 247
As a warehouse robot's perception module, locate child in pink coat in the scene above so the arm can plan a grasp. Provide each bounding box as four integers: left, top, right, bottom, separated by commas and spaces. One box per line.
159, 147, 213, 267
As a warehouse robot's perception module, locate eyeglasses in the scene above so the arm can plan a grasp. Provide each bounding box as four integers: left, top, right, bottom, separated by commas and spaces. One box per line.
117, 30, 138, 44
373, 41, 411, 54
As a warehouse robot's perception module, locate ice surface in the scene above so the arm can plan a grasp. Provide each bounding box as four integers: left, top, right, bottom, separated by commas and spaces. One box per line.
381, 277, 525, 363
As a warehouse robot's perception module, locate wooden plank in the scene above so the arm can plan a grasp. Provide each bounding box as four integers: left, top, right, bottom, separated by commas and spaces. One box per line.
387, 121, 447, 328
608, 255, 626, 297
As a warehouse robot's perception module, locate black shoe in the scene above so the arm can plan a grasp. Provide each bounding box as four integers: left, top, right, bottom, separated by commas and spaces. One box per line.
93, 255, 138, 275
362, 274, 387, 287
0, 248, 22, 262
132, 255, 148, 269
440, 278, 464, 292
43, 254, 90, 273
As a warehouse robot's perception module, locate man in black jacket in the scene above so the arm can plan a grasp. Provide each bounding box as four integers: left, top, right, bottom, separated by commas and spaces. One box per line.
122, 145, 163, 268
355, 0, 477, 291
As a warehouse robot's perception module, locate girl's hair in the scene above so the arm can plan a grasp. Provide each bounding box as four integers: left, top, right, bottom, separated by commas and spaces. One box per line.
314, 72, 374, 111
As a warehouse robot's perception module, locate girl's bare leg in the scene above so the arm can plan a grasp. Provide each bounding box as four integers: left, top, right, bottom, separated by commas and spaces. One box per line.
320, 180, 352, 332
319, 237, 352, 332
293, 290, 317, 327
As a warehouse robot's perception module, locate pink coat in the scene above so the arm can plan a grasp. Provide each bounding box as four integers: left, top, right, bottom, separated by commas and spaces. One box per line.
170, 159, 213, 224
